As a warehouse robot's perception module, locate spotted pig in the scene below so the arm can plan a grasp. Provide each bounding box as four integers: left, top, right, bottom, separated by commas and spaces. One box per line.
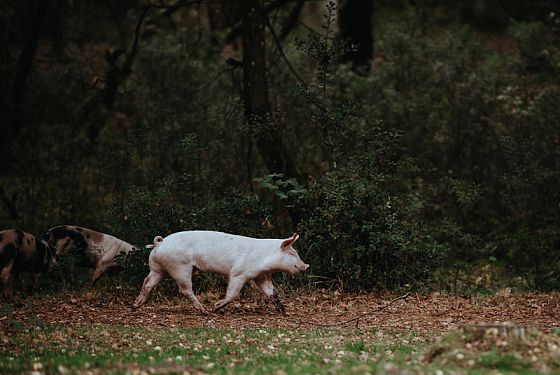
43, 225, 137, 285
0, 229, 56, 298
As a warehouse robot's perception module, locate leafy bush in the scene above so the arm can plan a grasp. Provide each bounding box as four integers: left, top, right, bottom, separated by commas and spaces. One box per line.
308, 18, 560, 289
300, 132, 444, 290
492, 88, 560, 289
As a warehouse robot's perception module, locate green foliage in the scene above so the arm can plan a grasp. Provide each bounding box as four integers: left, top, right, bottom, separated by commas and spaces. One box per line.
254, 173, 308, 201
295, 1, 351, 84
303, 166, 443, 290
510, 19, 560, 73
324, 19, 560, 289
192, 191, 272, 238
293, 16, 444, 290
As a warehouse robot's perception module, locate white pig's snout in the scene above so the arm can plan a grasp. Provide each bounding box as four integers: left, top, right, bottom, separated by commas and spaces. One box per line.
295, 263, 310, 272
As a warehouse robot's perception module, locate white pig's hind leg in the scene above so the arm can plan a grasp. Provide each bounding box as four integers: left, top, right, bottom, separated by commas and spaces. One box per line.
255, 274, 286, 314
133, 270, 164, 308
214, 276, 247, 311
172, 265, 207, 314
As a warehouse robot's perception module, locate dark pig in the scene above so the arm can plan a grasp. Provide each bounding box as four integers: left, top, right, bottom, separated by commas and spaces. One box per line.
43, 225, 137, 285
0, 229, 56, 298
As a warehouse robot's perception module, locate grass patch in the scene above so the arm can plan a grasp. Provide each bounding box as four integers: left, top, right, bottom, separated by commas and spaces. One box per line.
0, 324, 426, 374
478, 351, 529, 372
0, 323, 558, 374
424, 325, 560, 375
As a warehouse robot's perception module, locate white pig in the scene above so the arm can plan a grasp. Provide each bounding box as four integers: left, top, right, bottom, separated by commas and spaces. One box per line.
133, 231, 309, 313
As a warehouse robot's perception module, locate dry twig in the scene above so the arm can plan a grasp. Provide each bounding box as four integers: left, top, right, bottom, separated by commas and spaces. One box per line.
296, 292, 411, 328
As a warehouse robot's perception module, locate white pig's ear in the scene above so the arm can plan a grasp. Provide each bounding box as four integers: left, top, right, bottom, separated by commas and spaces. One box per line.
280, 233, 299, 250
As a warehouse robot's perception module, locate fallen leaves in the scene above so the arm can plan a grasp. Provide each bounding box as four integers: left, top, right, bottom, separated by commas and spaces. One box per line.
0, 290, 559, 334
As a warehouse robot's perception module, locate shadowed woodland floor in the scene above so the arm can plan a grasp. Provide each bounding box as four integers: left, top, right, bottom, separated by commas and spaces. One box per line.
2, 291, 558, 333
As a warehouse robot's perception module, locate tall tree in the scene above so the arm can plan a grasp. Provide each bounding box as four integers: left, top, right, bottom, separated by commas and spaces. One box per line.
240, 0, 297, 178
1, 0, 50, 165
240, 0, 301, 226
339, 0, 374, 73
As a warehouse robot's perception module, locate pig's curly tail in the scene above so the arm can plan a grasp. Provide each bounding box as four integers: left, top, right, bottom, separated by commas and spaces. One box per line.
145, 236, 163, 249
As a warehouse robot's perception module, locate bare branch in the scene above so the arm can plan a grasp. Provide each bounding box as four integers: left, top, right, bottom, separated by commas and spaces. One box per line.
278, 0, 305, 41
262, 5, 308, 88
296, 292, 411, 328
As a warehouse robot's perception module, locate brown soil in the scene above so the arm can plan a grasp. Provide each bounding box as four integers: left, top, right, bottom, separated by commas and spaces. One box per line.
1, 291, 559, 333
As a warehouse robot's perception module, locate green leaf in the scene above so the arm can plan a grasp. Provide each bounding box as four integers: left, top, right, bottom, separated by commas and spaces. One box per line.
274, 191, 288, 199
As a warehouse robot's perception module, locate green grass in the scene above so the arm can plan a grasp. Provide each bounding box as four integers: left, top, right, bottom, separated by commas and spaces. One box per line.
0, 323, 556, 374
478, 352, 530, 372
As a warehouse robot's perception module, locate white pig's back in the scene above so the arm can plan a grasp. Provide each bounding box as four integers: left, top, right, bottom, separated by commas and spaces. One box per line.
150, 231, 279, 275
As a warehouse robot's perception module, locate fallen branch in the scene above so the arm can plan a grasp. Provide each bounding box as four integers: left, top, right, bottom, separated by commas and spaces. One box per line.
296, 292, 411, 328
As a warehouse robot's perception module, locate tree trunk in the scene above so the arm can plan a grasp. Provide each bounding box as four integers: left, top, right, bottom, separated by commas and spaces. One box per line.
1, 0, 50, 162
83, 5, 150, 142
240, 0, 301, 226
339, 0, 374, 73
241, 0, 296, 177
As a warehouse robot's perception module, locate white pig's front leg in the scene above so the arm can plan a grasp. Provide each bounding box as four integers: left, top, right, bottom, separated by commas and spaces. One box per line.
214, 275, 247, 311
255, 274, 285, 314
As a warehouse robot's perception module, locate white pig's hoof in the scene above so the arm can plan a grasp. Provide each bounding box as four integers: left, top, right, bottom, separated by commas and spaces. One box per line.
196, 307, 209, 315
214, 300, 229, 311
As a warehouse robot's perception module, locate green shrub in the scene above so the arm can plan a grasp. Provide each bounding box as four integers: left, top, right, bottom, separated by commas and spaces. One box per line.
302, 165, 443, 290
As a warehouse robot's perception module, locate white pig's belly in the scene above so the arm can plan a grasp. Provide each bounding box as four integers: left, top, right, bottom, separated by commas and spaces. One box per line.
149, 243, 232, 276
192, 256, 230, 276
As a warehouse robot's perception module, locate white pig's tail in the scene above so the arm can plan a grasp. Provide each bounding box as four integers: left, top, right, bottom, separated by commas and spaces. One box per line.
145, 236, 163, 249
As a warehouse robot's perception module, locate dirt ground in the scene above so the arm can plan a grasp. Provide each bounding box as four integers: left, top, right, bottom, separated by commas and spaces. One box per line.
2, 290, 559, 333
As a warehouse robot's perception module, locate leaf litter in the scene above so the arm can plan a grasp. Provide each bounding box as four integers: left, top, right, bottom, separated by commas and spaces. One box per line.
1, 290, 558, 333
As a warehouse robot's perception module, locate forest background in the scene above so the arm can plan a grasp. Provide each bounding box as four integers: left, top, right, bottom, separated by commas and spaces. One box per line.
1, 0, 559, 293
